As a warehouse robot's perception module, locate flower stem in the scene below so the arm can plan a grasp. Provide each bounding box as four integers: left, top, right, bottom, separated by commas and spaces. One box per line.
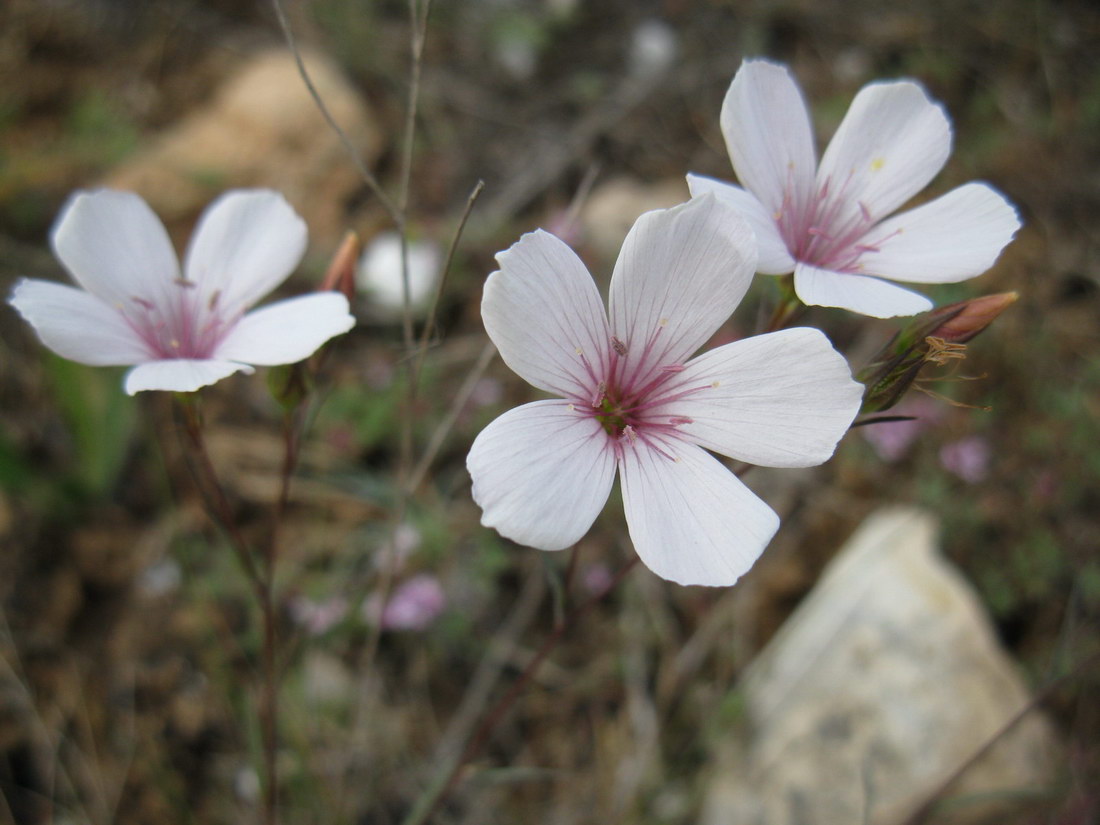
176, 397, 305, 825
402, 556, 639, 825
763, 274, 806, 333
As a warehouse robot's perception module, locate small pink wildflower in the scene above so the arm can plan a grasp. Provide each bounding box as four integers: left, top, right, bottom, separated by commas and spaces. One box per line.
363, 574, 446, 632
939, 435, 991, 483
9, 189, 355, 394
688, 59, 1021, 318
467, 195, 863, 587
289, 595, 349, 636
860, 396, 943, 461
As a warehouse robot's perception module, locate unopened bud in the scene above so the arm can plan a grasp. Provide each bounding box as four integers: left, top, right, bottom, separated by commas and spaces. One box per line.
857, 292, 1017, 413
319, 231, 360, 303
924, 291, 1018, 344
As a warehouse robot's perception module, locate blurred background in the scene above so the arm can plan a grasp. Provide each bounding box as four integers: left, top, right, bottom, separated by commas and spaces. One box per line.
0, 0, 1097, 823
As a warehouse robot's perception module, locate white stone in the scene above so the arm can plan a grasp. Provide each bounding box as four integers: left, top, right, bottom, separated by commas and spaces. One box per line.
105, 48, 380, 247
701, 508, 1060, 825
579, 177, 688, 260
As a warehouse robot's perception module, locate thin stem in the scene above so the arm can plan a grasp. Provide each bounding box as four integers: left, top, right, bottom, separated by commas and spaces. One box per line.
762, 274, 806, 333
402, 557, 640, 825
410, 179, 486, 398
177, 401, 264, 602
271, 0, 400, 224
406, 340, 496, 494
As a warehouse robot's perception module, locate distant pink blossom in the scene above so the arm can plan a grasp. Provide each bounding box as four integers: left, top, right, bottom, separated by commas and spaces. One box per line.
939, 436, 991, 483
467, 195, 863, 587
289, 595, 349, 636
9, 189, 355, 394
582, 563, 614, 595
860, 396, 943, 461
688, 59, 1020, 318
364, 574, 446, 632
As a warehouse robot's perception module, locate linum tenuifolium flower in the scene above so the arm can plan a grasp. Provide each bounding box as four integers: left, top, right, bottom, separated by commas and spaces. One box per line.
467, 195, 863, 587
688, 59, 1021, 318
9, 189, 355, 394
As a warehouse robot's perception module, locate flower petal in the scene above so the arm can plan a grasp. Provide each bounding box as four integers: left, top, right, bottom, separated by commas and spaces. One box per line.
720, 59, 817, 219
854, 183, 1021, 284
214, 292, 355, 366
816, 81, 951, 225
123, 359, 252, 395
608, 195, 757, 378
482, 230, 611, 400
794, 262, 933, 318
686, 174, 796, 274
467, 400, 617, 551
183, 189, 307, 315
666, 327, 862, 467
50, 189, 180, 308
9, 278, 151, 365
619, 437, 778, 586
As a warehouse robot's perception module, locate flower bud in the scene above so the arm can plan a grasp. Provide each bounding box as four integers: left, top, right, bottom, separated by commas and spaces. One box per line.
858, 292, 1017, 413
318, 231, 360, 303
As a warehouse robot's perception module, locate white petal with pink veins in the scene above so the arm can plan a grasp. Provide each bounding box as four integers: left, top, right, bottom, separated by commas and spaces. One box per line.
183, 189, 307, 315
123, 359, 252, 395
50, 189, 180, 309
721, 59, 817, 219
855, 183, 1021, 283
686, 174, 796, 274
9, 279, 151, 365
816, 81, 951, 226
667, 328, 862, 467
619, 437, 778, 586
608, 195, 757, 378
467, 400, 617, 551
794, 263, 933, 318
214, 292, 355, 366
482, 230, 611, 400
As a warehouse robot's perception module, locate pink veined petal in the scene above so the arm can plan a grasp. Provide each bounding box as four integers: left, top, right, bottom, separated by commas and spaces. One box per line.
853, 183, 1021, 284
467, 400, 617, 551
665, 327, 862, 467
608, 195, 757, 380
9, 278, 151, 365
720, 59, 817, 220
123, 359, 252, 395
50, 189, 180, 309
794, 262, 933, 318
482, 230, 611, 400
213, 292, 355, 366
686, 174, 796, 274
619, 436, 779, 586
816, 81, 951, 227
183, 189, 307, 316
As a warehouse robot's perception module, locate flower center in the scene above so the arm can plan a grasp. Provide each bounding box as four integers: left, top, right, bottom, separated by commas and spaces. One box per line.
773, 171, 900, 273
593, 395, 630, 438
121, 280, 235, 360
573, 333, 713, 458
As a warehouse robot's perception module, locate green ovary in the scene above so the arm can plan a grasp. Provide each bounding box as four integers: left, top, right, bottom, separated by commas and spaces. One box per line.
594, 396, 627, 437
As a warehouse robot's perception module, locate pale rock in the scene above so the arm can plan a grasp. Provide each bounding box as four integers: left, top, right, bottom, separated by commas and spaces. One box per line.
701, 508, 1060, 825
579, 177, 688, 260
303, 650, 353, 706
104, 48, 381, 246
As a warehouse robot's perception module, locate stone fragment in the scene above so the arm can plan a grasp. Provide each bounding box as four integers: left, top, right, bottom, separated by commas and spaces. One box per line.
578, 177, 688, 260
701, 508, 1060, 825
105, 48, 381, 246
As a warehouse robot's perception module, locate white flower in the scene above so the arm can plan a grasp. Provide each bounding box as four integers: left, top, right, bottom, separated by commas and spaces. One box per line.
688, 59, 1021, 318
355, 230, 441, 318
466, 195, 863, 587
9, 189, 355, 394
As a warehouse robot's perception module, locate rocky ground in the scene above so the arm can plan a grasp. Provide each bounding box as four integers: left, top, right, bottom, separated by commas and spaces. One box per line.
0, 1, 1098, 823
